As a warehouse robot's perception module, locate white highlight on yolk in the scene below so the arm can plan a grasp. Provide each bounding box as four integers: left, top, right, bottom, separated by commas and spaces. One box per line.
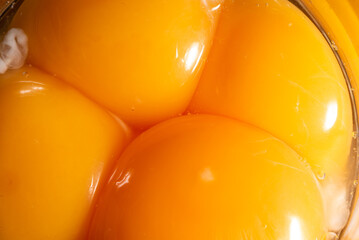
200, 167, 214, 182
324, 101, 338, 131
88, 175, 100, 198
290, 217, 303, 240
0, 28, 28, 74
32, 86, 44, 91
115, 171, 132, 188
211, 4, 221, 11
201, 0, 224, 11
19, 89, 31, 94
184, 42, 204, 73
19, 86, 44, 95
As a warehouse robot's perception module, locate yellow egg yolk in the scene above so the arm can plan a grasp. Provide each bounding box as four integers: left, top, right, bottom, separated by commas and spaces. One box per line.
0, 0, 356, 238
0, 66, 129, 240
89, 115, 326, 240
189, 0, 353, 180
11, 0, 223, 129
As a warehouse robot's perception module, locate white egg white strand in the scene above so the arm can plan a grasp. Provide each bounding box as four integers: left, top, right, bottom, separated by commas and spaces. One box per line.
0, 28, 28, 74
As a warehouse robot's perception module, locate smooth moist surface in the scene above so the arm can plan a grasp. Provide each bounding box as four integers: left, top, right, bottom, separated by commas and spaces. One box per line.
89, 115, 326, 239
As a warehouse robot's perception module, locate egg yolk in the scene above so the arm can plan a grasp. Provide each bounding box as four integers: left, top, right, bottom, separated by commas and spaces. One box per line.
189, 0, 353, 180
1, 0, 356, 238
11, 0, 223, 129
89, 115, 326, 240
0, 66, 129, 239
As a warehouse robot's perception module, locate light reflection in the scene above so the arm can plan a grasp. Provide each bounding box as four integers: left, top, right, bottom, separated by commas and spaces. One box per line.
200, 167, 214, 182
32, 86, 44, 90
211, 4, 221, 11
19, 86, 44, 95
115, 170, 132, 188
290, 217, 303, 240
89, 175, 100, 199
201, 0, 223, 12
323, 101, 338, 131
184, 42, 204, 73
19, 89, 31, 94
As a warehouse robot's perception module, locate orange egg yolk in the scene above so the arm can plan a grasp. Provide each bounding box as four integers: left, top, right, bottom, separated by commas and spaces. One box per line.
0, 0, 357, 239
0, 66, 129, 240
189, 0, 353, 180
11, 0, 223, 129
89, 115, 326, 240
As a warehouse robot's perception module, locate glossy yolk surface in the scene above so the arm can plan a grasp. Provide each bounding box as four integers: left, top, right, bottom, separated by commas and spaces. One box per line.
11, 0, 223, 129
89, 115, 326, 240
0, 66, 129, 240
1, 0, 355, 238
306, 0, 359, 238
189, 0, 353, 178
